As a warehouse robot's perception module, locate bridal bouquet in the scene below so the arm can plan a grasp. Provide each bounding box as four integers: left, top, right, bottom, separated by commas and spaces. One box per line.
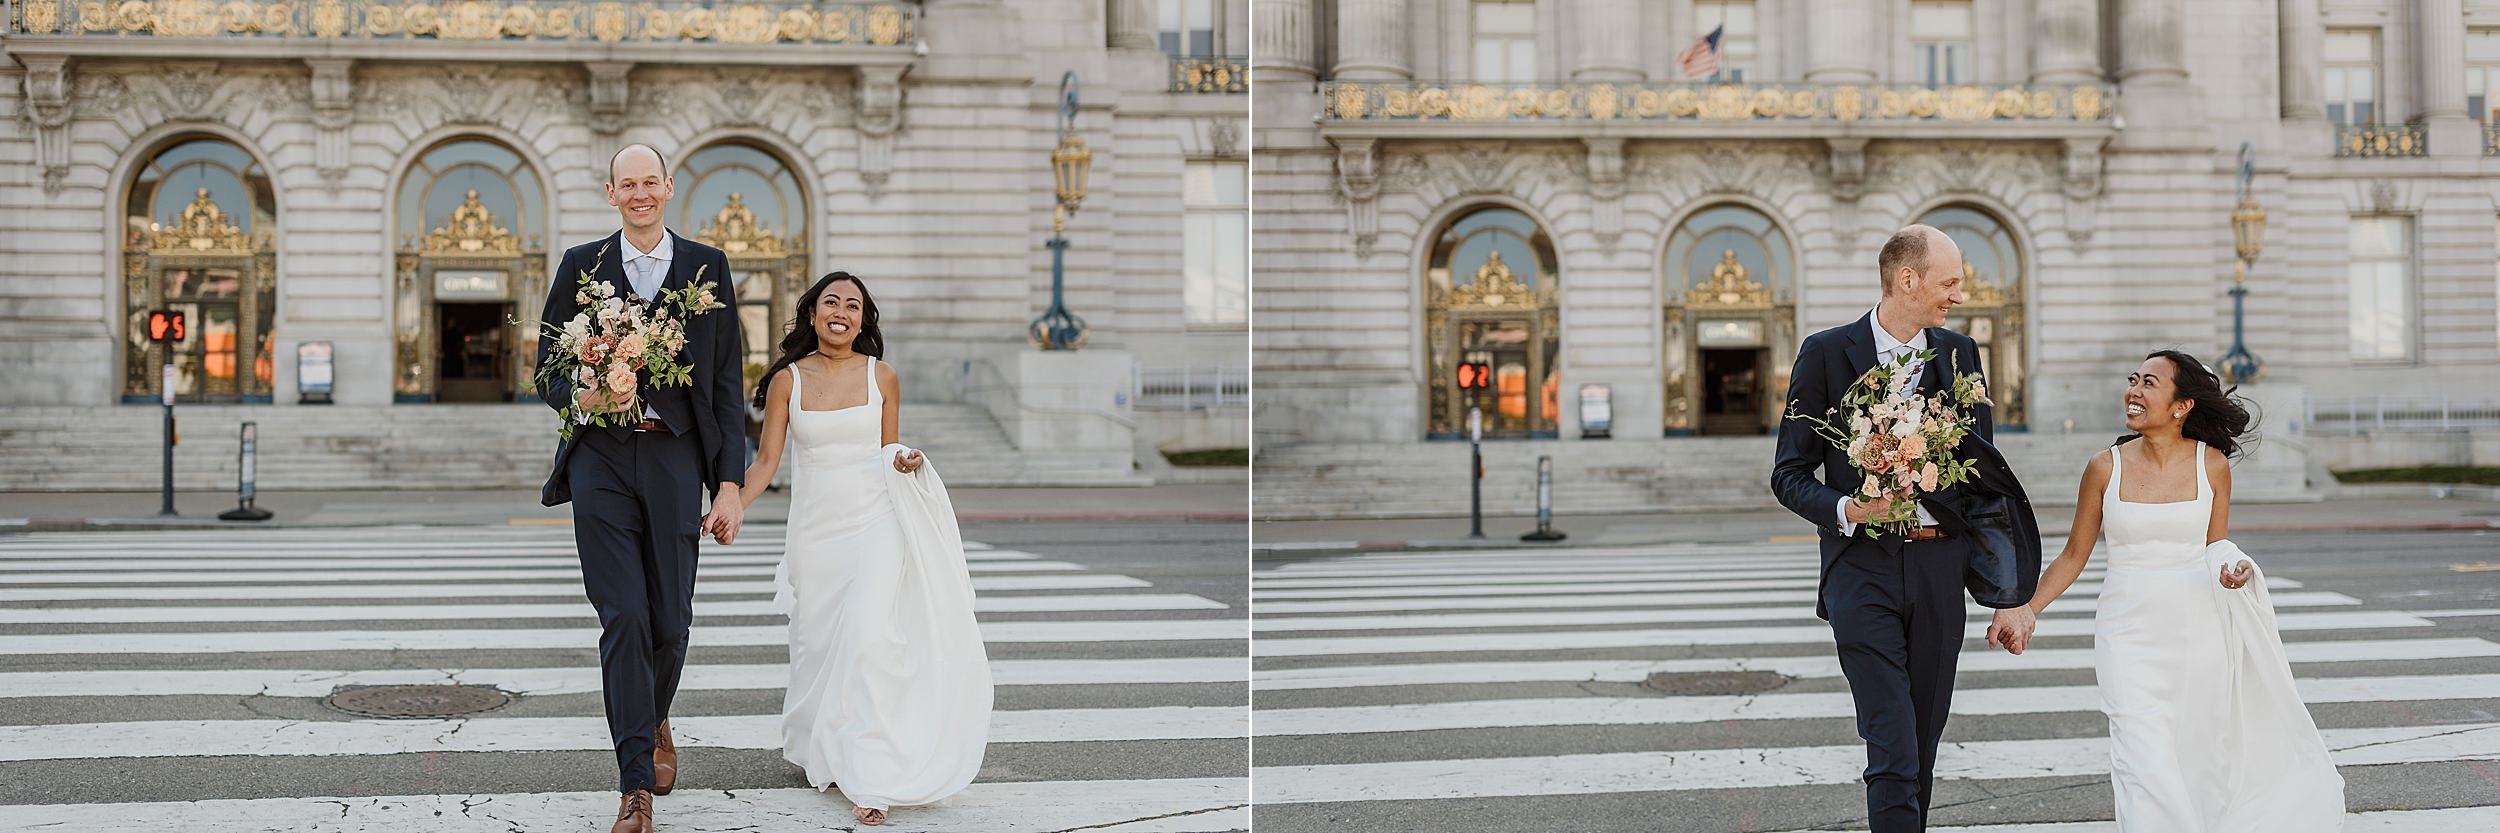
1787, 349, 1991, 539
530, 244, 726, 440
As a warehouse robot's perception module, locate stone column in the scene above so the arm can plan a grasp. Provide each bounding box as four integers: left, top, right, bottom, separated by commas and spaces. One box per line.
1334, 0, 1412, 82
2418, 0, 2478, 155
2116, 0, 2188, 86
2279, 0, 2324, 119
1108, 0, 1157, 51
1254, 0, 1316, 83
2029, 0, 2102, 85
1572, 0, 1644, 83
1804, 0, 1875, 84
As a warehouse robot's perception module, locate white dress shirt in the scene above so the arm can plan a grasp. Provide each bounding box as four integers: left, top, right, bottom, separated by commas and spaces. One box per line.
1838, 304, 1941, 535
618, 230, 675, 423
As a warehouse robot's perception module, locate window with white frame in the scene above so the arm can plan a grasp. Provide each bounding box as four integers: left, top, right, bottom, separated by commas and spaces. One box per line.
1472, 0, 1537, 84
1158, 0, 1214, 58
2469, 29, 2500, 122
2348, 217, 2413, 362
2324, 29, 2379, 126
1183, 160, 1247, 326
1911, 0, 1973, 86
1691, 1, 1756, 82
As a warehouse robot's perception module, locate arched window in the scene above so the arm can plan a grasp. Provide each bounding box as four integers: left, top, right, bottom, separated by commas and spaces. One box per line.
392, 138, 546, 402
1425, 206, 1560, 439
1918, 204, 2028, 428
122, 136, 277, 403
1662, 204, 1795, 435
674, 141, 809, 389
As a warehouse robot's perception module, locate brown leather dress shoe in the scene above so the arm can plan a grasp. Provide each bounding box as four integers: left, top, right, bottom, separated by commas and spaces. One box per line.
610, 789, 653, 833
653, 720, 678, 795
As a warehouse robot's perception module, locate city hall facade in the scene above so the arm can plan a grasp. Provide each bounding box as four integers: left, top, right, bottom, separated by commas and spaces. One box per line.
0, 0, 1251, 489
1253, 0, 2500, 518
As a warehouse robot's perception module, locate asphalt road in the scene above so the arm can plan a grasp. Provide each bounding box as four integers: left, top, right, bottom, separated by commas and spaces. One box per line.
0, 518, 1248, 832
1251, 527, 2500, 833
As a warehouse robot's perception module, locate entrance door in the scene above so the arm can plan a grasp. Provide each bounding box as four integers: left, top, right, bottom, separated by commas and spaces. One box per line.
1699, 347, 1768, 435
435, 302, 511, 403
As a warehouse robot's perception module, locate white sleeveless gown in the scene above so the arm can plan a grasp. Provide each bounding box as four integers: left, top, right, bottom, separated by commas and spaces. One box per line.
772, 356, 991, 812
2095, 440, 2343, 832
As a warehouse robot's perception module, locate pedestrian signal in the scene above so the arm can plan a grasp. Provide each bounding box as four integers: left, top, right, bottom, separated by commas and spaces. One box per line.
148, 310, 186, 343
1456, 362, 1492, 390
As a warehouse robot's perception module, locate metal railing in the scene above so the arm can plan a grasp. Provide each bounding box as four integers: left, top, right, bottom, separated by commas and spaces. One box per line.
1133, 364, 1246, 411
10, 0, 920, 46
1170, 55, 1246, 94
2306, 395, 2500, 434
2335, 123, 2428, 158
1319, 80, 2114, 124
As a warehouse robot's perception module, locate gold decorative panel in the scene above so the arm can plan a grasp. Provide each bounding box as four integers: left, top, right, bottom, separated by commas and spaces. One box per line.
146, 188, 256, 254
692, 192, 789, 257
1323, 81, 2117, 124
420, 189, 522, 254
1685, 250, 1771, 309
18, 0, 918, 45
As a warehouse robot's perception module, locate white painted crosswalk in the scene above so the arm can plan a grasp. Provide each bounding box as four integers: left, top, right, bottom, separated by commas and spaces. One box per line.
0, 524, 1247, 831
1250, 540, 2500, 829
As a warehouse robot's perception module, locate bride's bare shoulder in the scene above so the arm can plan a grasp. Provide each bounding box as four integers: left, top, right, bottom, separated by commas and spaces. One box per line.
2082, 447, 2114, 482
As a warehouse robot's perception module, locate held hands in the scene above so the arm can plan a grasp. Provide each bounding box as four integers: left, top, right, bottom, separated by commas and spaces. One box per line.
2219, 559, 2254, 590
1985, 606, 2038, 654
703, 486, 745, 546
893, 448, 924, 474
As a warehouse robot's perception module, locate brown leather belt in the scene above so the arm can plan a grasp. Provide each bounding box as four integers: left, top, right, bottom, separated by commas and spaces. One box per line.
628, 418, 668, 433
1903, 526, 1948, 542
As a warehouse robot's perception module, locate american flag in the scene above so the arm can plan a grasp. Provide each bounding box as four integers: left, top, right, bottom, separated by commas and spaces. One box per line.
1678, 24, 1724, 80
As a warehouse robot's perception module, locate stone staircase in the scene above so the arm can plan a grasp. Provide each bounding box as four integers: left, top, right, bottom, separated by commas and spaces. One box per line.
0, 401, 1125, 491
1253, 432, 2318, 520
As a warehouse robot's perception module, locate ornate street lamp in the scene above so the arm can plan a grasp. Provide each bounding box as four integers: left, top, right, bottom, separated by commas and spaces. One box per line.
1031, 71, 1093, 350
2221, 142, 2266, 384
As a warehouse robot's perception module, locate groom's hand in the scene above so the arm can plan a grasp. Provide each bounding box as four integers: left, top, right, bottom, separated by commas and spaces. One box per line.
1986, 606, 2037, 654
703, 485, 745, 545
1844, 496, 1892, 525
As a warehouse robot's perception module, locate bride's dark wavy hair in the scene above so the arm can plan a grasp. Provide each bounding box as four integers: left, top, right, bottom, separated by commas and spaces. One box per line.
2114, 349, 2257, 459
751, 271, 883, 410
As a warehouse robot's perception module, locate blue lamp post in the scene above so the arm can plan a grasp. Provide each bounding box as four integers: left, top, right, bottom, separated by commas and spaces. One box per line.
1031, 71, 1093, 351
2221, 142, 2266, 384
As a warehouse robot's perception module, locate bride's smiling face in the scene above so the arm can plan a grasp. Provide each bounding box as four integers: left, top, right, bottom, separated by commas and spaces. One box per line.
2122, 356, 2189, 433
815, 280, 865, 350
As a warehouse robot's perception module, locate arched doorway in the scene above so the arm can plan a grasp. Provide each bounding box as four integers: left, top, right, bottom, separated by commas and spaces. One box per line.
1918, 204, 2028, 429
391, 138, 547, 403
1425, 206, 1560, 440
1662, 204, 1796, 435
672, 140, 810, 394
121, 135, 278, 404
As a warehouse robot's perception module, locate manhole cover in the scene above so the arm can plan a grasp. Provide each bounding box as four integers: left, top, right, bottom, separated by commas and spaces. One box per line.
324, 685, 512, 718
1645, 670, 1787, 696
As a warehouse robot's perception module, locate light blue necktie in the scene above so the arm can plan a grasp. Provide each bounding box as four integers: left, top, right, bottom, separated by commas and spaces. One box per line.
630, 255, 658, 301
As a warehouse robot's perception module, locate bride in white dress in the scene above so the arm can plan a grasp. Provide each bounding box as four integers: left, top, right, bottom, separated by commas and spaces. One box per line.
732, 271, 993, 825
1994, 350, 2343, 832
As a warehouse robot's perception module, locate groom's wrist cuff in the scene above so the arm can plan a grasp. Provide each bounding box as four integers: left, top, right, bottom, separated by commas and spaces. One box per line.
1834, 495, 1857, 535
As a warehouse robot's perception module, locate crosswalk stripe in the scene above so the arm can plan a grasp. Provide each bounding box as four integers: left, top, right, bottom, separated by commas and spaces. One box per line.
0, 618, 1247, 655
1251, 609, 2435, 657
0, 564, 1097, 584
1250, 637, 2500, 690
1253, 673, 2500, 736
0, 574, 1151, 602
0, 706, 1247, 762
1257, 557, 2100, 580
1250, 591, 2360, 631
0, 656, 1249, 699
0, 572, 1151, 593
0, 593, 1229, 624
1249, 576, 2307, 601
1829, 806, 2500, 833
1251, 722, 2500, 804
1248, 578, 2294, 613
0, 555, 1083, 572
0, 778, 1250, 833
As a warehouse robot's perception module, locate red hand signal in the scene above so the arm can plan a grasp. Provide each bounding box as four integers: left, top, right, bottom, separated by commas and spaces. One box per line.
148, 310, 187, 343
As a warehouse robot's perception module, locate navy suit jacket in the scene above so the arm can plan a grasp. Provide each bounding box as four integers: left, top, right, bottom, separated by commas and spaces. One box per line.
534, 230, 747, 507
1771, 312, 1994, 619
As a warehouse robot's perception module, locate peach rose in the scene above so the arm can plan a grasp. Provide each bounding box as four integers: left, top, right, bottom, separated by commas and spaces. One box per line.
1919, 461, 1940, 491
615, 333, 648, 362
1897, 433, 1927, 459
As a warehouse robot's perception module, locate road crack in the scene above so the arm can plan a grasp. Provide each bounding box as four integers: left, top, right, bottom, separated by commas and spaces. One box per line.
1037, 803, 1249, 833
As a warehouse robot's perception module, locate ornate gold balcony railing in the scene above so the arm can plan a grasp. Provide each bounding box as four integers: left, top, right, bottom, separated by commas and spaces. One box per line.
10, 0, 918, 46
1320, 81, 2114, 124
2335, 123, 2427, 158
1171, 55, 1246, 94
